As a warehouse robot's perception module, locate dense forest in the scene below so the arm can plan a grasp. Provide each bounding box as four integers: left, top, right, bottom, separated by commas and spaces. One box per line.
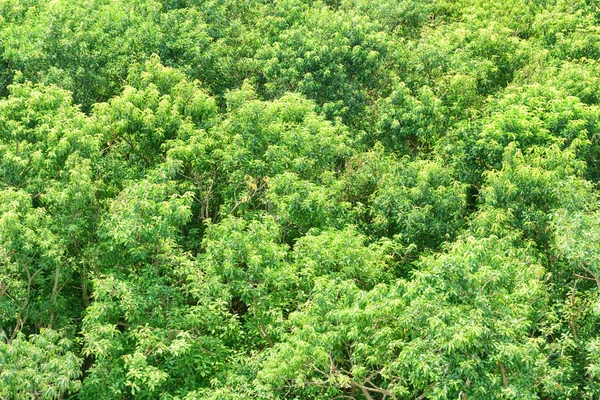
1, 0, 600, 398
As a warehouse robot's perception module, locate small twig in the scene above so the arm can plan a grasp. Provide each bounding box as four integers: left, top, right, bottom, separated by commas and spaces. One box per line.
579, 264, 600, 290
48, 263, 62, 329
351, 382, 397, 400
499, 363, 508, 388
416, 383, 435, 400
8, 318, 25, 343
260, 324, 274, 347
570, 278, 580, 340
574, 274, 597, 282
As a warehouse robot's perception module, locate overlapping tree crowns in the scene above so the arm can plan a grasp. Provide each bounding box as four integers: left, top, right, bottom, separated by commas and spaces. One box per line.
2, 0, 600, 399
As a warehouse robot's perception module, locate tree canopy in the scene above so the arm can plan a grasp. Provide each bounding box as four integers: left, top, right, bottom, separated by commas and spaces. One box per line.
2, 0, 600, 398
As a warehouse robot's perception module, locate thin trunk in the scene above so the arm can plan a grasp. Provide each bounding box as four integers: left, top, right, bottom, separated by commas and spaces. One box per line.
48, 264, 61, 329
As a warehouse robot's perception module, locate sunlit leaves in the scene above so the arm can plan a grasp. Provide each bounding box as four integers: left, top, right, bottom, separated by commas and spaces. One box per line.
261, 235, 547, 399
371, 157, 468, 251
3, 0, 600, 399
0, 329, 82, 399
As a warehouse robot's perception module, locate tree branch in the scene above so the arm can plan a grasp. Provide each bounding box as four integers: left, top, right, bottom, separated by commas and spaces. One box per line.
499, 363, 508, 388
351, 381, 397, 400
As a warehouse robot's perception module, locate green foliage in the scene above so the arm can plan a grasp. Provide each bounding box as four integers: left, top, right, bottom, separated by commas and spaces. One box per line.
265, 172, 353, 239
79, 173, 234, 398
93, 55, 217, 186
480, 143, 591, 247
291, 226, 394, 290
211, 84, 353, 223
0, 0, 164, 109
192, 215, 292, 351
252, 0, 395, 128
0, 82, 96, 191
0, 188, 67, 335
0, 329, 82, 399
3, 0, 600, 399
261, 235, 547, 399
374, 81, 444, 153
370, 157, 468, 251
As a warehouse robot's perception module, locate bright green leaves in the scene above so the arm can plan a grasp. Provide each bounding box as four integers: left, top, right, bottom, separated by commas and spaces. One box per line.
553, 210, 600, 286
0, 82, 95, 193
466, 141, 600, 398
259, 278, 378, 399
403, 16, 530, 128
80, 273, 234, 399
474, 105, 557, 173
265, 172, 353, 240
0, 189, 75, 335
253, 0, 394, 128
336, 147, 470, 275
219, 87, 351, 181
41, 155, 100, 252
127, 55, 218, 130
98, 175, 193, 268
292, 226, 393, 291
0, 80, 103, 350
341, 0, 437, 39
374, 81, 444, 153
189, 216, 395, 371
194, 216, 291, 350
3, 1, 600, 399
343, 146, 467, 254
93, 56, 217, 185
261, 235, 547, 400
396, 236, 546, 400
74, 58, 229, 397
479, 144, 591, 247
0, 329, 82, 399
531, 2, 600, 61
0, 81, 101, 256
80, 174, 229, 398
473, 83, 600, 174
161, 81, 355, 244
212, 85, 353, 223
539, 209, 600, 399
444, 76, 600, 194
371, 157, 468, 252
0, 0, 165, 109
